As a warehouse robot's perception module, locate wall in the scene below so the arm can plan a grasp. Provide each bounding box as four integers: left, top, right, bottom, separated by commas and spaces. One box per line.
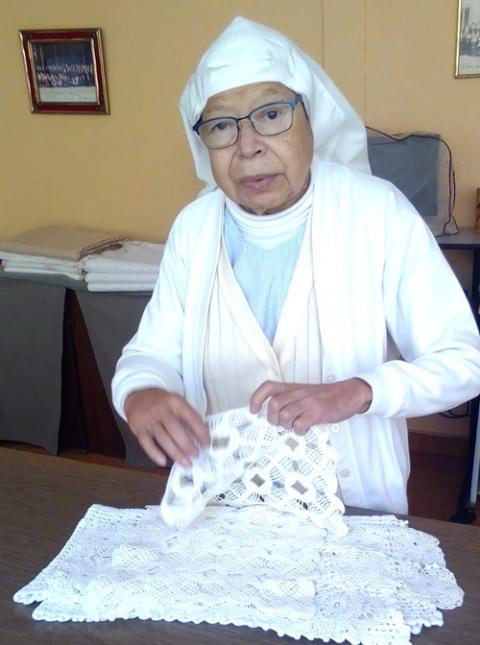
1, 0, 479, 243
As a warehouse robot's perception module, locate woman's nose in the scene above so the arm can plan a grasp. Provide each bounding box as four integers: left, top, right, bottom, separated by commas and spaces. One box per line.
236, 119, 264, 157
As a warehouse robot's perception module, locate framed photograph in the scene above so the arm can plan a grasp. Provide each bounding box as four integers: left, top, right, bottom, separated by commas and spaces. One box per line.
456, 0, 480, 77
19, 28, 109, 113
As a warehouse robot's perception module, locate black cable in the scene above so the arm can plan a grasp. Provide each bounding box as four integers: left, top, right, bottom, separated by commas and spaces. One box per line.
439, 401, 470, 419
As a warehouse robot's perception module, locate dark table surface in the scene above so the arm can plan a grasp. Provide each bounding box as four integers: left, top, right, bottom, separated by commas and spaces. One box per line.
436, 226, 480, 249
1, 447, 479, 644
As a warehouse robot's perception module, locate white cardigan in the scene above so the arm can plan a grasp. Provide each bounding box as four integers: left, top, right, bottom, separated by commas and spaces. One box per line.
112, 161, 480, 514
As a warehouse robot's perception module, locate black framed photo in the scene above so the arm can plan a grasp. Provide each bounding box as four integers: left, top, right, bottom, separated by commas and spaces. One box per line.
19, 28, 109, 113
456, 0, 480, 77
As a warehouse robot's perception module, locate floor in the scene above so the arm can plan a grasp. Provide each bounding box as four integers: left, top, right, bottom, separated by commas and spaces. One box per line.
2, 434, 479, 526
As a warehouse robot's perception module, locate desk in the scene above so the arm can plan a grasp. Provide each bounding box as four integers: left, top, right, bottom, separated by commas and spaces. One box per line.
437, 228, 480, 518
0, 448, 479, 645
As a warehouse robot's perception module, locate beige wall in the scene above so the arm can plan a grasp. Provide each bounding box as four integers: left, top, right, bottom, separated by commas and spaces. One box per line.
1, 0, 479, 242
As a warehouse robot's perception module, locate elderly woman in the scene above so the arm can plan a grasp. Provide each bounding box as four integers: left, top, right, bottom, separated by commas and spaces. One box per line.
112, 17, 480, 514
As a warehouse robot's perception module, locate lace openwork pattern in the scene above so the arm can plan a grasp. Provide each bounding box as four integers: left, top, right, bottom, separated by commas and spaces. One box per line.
14, 408, 463, 645
160, 407, 346, 535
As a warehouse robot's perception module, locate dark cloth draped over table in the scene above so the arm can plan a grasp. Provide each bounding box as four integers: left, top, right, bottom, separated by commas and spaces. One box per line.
0, 269, 151, 464
76, 290, 152, 465
0, 276, 65, 454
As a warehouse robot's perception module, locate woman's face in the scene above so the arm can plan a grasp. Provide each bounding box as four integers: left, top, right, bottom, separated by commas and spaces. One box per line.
203, 82, 313, 215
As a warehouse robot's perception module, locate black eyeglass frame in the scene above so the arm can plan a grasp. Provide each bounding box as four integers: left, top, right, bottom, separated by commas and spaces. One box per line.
192, 96, 305, 149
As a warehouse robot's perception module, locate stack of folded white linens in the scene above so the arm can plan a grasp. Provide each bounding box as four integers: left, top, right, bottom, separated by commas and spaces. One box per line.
0, 251, 85, 281
0, 225, 129, 281
82, 240, 165, 291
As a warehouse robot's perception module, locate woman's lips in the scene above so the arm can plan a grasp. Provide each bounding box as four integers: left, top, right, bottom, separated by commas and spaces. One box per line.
239, 173, 278, 192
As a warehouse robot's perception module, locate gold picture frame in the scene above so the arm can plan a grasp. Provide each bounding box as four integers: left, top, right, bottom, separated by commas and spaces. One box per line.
455, 0, 480, 77
19, 28, 109, 113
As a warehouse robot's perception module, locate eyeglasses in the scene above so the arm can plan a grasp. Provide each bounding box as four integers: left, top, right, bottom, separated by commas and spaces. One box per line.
192, 97, 304, 150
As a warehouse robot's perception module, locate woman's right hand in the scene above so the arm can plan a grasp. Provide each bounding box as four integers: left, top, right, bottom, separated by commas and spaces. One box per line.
124, 388, 210, 468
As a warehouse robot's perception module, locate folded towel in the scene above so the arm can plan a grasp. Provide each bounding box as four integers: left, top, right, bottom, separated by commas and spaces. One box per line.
0, 251, 80, 270
86, 281, 154, 292
2, 260, 83, 278
2, 265, 84, 281
83, 240, 164, 273
0, 225, 128, 261
85, 271, 157, 284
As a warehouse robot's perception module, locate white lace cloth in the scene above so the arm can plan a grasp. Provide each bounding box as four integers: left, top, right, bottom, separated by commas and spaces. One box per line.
14, 408, 463, 644
160, 407, 346, 535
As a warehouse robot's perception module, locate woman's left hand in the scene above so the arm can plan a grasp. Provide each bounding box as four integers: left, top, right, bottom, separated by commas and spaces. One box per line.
250, 378, 372, 434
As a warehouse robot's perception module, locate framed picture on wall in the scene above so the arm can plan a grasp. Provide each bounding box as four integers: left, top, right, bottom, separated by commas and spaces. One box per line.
19, 28, 109, 113
456, 0, 480, 77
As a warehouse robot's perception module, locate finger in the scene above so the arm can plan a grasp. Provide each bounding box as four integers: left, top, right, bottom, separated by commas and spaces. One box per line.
262, 387, 301, 426
163, 414, 202, 461
137, 431, 168, 467
250, 380, 285, 413
177, 405, 210, 448
275, 400, 305, 429
266, 395, 282, 426
292, 413, 313, 435
153, 424, 193, 468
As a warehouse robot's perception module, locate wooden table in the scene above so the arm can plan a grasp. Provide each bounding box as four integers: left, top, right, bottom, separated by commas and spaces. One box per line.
1, 448, 479, 644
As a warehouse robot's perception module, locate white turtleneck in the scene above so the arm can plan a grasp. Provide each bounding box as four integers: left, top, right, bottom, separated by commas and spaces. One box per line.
224, 181, 313, 249
223, 183, 314, 342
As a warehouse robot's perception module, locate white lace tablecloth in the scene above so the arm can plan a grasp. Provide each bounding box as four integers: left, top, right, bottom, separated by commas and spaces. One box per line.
14, 408, 463, 644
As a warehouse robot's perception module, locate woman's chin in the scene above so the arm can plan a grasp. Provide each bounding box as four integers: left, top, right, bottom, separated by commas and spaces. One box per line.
239, 200, 283, 216
238, 193, 297, 216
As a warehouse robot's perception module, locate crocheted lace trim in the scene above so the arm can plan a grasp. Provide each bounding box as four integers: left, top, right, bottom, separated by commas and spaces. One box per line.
14, 407, 463, 644
160, 407, 346, 535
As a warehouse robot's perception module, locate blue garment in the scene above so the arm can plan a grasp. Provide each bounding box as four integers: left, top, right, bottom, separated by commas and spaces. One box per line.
223, 209, 305, 343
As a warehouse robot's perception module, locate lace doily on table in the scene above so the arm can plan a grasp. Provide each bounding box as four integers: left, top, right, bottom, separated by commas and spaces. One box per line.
14, 408, 464, 643
160, 407, 346, 535
14, 504, 463, 645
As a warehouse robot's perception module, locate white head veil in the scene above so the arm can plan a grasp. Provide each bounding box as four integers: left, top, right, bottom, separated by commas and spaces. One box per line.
180, 17, 371, 191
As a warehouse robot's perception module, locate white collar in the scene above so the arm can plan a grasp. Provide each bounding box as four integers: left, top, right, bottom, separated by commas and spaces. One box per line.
224, 181, 313, 250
